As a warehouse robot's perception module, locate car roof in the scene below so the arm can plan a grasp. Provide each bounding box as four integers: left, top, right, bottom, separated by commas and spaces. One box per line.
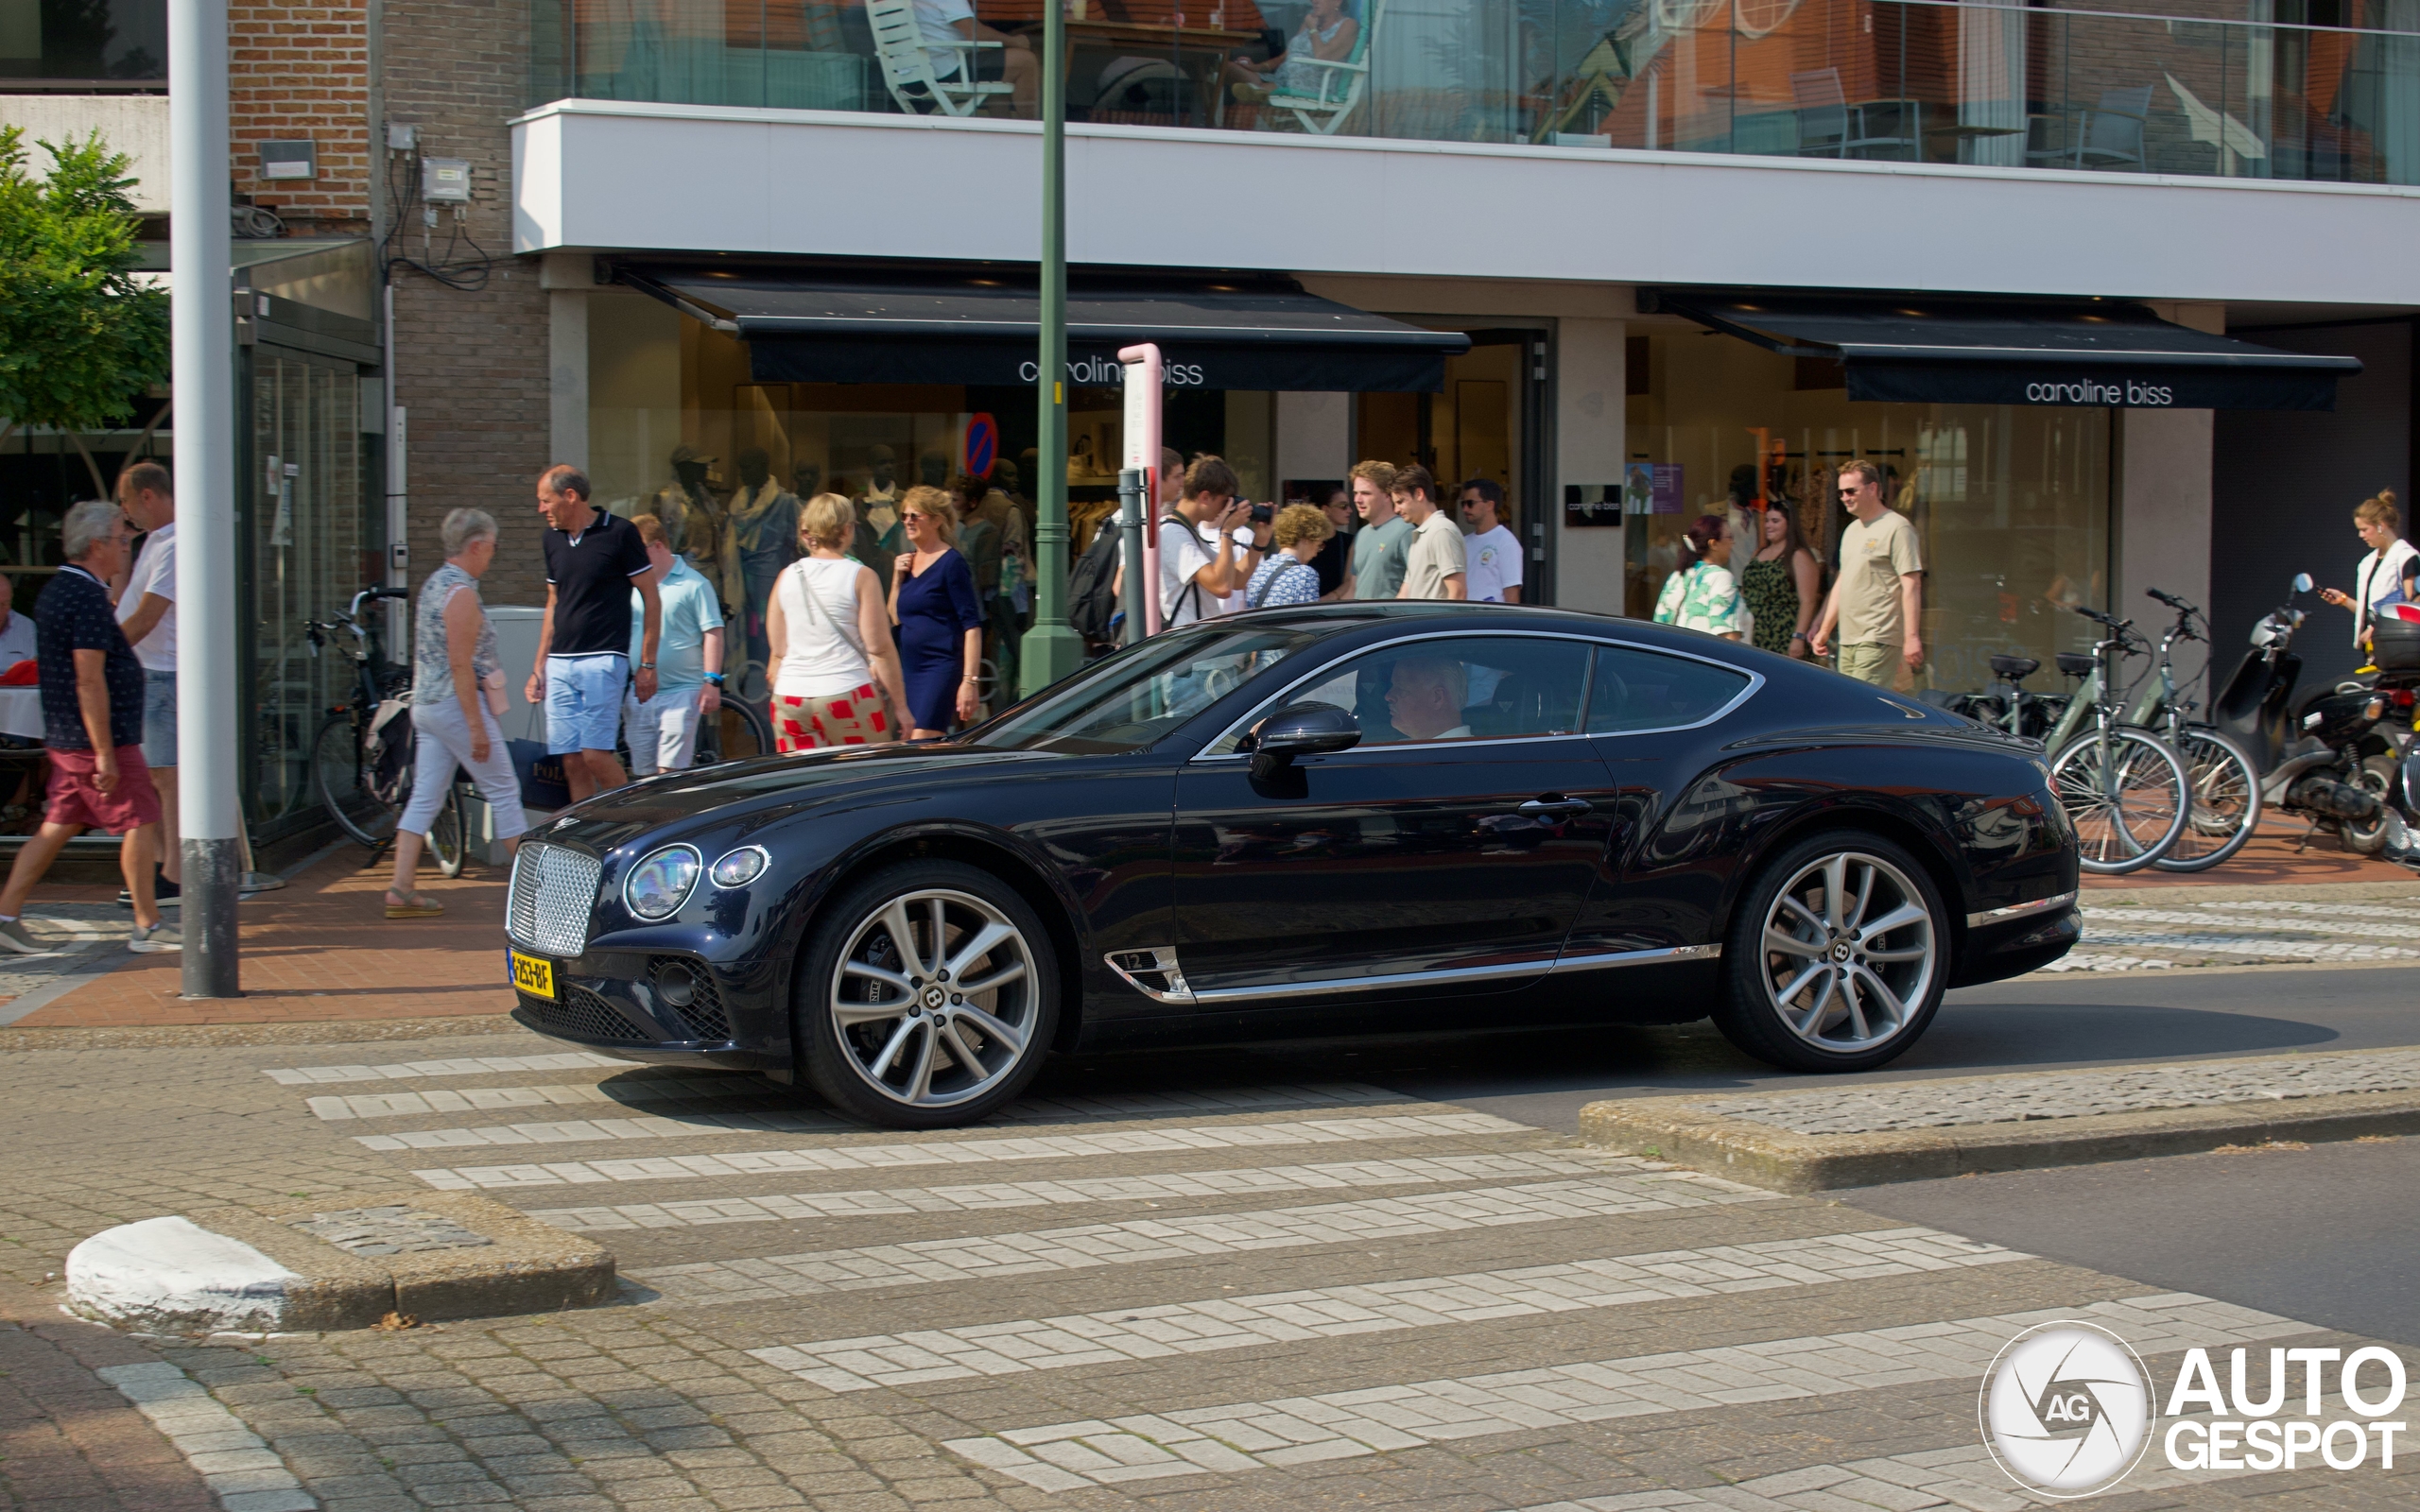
1229, 601, 1754, 657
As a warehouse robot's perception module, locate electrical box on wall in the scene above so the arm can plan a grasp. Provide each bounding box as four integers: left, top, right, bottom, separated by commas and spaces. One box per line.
258, 140, 317, 180
422, 158, 471, 203
387, 122, 419, 151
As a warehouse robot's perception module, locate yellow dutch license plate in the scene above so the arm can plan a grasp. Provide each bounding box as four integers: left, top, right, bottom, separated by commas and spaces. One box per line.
509, 950, 557, 1000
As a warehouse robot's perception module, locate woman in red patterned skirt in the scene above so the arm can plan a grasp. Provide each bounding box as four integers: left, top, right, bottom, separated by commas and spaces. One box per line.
765, 493, 909, 752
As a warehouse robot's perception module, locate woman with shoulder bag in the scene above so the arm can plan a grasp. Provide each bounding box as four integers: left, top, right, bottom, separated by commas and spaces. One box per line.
1652, 513, 1746, 641
2318, 490, 2419, 660
1242, 504, 1335, 610
766, 493, 908, 752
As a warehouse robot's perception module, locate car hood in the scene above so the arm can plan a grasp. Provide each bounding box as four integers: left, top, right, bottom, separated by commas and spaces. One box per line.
536, 741, 1059, 852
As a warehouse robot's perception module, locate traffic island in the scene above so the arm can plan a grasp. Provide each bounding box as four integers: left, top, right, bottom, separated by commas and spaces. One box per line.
64, 1192, 615, 1334
1579, 1048, 2420, 1194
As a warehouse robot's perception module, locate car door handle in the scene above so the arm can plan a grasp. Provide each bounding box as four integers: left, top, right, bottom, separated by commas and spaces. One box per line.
1518, 797, 1594, 817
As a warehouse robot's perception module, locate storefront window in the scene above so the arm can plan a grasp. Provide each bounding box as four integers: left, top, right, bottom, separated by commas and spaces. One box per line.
1620, 328, 2109, 694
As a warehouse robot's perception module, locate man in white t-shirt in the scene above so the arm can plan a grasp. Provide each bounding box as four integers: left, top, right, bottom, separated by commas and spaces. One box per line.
1158, 456, 1254, 628
911, 0, 1040, 115
0, 576, 37, 668
114, 462, 181, 899
1457, 478, 1524, 604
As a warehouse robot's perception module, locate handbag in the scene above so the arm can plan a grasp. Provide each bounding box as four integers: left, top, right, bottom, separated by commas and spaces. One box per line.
507, 700, 572, 811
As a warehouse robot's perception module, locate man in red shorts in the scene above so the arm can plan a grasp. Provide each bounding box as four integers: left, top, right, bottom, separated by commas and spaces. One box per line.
0, 500, 179, 954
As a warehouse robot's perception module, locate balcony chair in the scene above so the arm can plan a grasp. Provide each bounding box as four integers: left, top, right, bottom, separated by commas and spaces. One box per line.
1255, 0, 1377, 135
2027, 84, 2152, 170
866, 0, 1014, 116
1790, 69, 1917, 160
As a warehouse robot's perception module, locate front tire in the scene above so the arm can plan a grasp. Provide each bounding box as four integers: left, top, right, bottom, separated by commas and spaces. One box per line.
794, 860, 1059, 1128
2343, 754, 2399, 854
312, 714, 395, 848
1712, 832, 1949, 1074
427, 785, 467, 878
2048, 728, 2191, 875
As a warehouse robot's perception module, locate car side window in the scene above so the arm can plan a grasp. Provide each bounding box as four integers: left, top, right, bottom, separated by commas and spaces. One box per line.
1586, 644, 1752, 734
1232, 635, 1593, 749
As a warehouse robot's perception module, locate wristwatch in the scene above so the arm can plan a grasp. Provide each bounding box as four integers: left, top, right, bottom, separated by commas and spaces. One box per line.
702, 671, 724, 685
638, 661, 656, 670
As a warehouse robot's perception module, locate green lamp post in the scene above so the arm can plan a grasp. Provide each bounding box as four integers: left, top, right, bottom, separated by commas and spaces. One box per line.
1019, 1, 1083, 696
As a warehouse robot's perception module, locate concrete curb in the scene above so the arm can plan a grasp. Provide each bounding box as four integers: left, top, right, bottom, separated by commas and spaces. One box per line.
66, 1191, 614, 1334
1578, 1087, 2420, 1194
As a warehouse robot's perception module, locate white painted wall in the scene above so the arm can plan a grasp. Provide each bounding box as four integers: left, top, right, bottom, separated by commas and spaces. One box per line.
542, 253, 592, 471
1557, 318, 1627, 615
2115, 302, 2223, 627
0, 95, 169, 213
1273, 392, 1348, 491
516, 101, 2420, 308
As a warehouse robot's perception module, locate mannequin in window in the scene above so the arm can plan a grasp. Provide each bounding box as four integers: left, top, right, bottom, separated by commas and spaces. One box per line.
648, 444, 724, 568
857, 445, 902, 542
723, 447, 800, 668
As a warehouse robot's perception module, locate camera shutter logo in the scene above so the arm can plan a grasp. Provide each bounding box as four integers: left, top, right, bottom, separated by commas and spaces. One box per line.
1979, 1320, 2155, 1498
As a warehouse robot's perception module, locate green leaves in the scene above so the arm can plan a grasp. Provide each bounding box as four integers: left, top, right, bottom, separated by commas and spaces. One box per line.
0, 125, 170, 436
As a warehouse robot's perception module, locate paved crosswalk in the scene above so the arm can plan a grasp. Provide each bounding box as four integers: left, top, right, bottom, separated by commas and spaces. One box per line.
268, 1045, 2413, 1511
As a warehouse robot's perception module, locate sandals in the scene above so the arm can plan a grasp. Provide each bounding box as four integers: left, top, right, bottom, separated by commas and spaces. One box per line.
385, 889, 444, 919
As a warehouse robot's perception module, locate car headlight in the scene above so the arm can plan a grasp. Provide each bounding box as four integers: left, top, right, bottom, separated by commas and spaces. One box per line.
710, 845, 769, 888
623, 845, 701, 920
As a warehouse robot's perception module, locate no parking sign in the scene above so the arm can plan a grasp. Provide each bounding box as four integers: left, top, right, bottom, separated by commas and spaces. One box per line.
962, 413, 998, 478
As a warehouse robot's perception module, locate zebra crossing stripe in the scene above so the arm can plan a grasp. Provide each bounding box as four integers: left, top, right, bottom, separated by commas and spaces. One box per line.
528, 1149, 1667, 1231
750, 1227, 2021, 1391
308, 1077, 763, 1121
407, 1112, 1531, 1190
263, 1053, 624, 1085
942, 1293, 2305, 1489
629, 1170, 1778, 1307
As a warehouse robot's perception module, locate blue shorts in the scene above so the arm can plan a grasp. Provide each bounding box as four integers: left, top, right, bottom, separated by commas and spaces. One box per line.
141, 669, 177, 768
544, 654, 629, 755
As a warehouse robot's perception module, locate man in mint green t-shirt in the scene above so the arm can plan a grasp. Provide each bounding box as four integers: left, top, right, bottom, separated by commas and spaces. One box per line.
624, 514, 726, 773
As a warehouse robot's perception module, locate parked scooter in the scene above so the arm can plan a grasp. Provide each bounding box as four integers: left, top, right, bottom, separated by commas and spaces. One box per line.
2210, 572, 2407, 853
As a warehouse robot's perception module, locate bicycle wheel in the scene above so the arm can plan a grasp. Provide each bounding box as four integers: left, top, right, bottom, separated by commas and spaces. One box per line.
2049, 727, 2192, 875
427, 784, 468, 878
716, 696, 774, 762
312, 713, 397, 847
2153, 726, 2263, 873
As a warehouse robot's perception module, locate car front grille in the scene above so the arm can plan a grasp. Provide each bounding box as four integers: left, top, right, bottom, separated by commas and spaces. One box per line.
518, 984, 649, 1043
508, 842, 603, 958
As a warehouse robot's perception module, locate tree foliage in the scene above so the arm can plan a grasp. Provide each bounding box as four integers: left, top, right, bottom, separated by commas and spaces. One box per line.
0, 126, 170, 436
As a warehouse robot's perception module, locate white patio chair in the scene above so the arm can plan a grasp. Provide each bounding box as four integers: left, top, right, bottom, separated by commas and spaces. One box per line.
865, 0, 1013, 117
1259, 0, 1378, 136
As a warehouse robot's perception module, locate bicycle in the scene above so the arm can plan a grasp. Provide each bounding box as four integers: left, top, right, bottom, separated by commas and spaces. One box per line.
2129, 589, 2263, 872
304, 586, 469, 876
2044, 606, 2194, 874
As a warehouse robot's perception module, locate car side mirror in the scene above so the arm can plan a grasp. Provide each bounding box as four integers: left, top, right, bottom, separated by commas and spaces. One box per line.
1246, 701, 1359, 781
2291, 572, 2315, 594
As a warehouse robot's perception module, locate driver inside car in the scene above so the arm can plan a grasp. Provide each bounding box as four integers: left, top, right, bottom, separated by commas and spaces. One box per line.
1383, 657, 1473, 743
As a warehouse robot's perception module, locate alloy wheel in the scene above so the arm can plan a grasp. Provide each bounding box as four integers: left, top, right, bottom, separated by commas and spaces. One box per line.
827, 887, 1040, 1109
1756, 850, 1939, 1054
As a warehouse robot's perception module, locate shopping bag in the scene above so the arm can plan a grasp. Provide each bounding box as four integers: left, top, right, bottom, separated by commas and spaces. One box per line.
508, 702, 572, 811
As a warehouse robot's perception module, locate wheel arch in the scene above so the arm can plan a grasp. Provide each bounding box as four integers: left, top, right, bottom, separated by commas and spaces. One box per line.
1716, 799, 1970, 969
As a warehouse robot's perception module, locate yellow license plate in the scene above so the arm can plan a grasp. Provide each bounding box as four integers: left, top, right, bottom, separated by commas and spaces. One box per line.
509, 950, 557, 1000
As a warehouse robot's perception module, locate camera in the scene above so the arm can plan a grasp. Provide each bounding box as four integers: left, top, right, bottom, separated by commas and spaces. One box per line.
1248, 502, 1274, 524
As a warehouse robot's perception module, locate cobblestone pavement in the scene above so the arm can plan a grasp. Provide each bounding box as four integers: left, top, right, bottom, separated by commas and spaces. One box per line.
2048, 889, 2420, 972
0, 1026, 2413, 1512
1698, 1049, 2420, 1134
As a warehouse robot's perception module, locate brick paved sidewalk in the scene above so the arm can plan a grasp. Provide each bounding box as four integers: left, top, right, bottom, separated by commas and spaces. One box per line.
2082, 809, 2414, 890
4, 845, 514, 1031
0, 1281, 213, 1512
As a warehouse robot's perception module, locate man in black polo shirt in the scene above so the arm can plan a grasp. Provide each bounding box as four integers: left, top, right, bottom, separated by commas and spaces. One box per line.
523, 465, 661, 802
0, 500, 178, 954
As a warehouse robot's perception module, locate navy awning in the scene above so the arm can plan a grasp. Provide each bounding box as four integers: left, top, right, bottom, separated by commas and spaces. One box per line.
619, 266, 1469, 392
1643, 289, 2361, 411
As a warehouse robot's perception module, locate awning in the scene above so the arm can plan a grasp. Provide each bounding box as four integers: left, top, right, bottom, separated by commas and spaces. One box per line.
617, 266, 1470, 392
1643, 289, 2361, 411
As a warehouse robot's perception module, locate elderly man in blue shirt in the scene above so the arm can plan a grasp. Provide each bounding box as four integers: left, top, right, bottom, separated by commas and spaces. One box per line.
622, 513, 726, 774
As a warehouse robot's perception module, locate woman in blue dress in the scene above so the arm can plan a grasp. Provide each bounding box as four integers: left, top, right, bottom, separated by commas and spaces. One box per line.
886, 486, 987, 737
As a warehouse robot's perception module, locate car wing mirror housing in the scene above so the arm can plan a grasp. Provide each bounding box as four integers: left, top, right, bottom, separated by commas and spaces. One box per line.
1246, 701, 1360, 781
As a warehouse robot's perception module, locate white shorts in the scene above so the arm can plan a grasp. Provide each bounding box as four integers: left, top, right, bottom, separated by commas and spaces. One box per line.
624, 685, 706, 775
400, 699, 529, 840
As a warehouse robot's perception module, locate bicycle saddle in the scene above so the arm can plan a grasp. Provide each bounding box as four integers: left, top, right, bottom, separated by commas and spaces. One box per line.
1988, 655, 2041, 681
2055, 652, 2098, 678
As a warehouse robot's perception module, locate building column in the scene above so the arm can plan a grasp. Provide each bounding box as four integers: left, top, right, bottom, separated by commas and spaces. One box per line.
1555, 317, 1626, 614
2116, 301, 2223, 623
1274, 391, 1350, 489
543, 251, 590, 470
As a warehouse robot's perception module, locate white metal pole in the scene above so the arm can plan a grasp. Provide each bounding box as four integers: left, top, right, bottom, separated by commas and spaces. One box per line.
170, 0, 240, 995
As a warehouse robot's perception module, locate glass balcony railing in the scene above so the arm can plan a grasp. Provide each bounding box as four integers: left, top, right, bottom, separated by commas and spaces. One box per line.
527, 0, 2420, 186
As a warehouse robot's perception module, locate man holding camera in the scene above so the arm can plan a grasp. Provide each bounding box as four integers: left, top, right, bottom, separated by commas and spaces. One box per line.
1159, 455, 1258, 628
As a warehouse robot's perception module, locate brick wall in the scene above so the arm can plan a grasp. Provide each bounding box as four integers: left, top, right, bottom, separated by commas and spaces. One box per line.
382, 0, 554, 611
229, 0, 372, 232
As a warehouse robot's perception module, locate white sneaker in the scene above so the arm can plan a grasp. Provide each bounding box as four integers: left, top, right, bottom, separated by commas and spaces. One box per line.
0, 919, 43, 954
130, 921, 182, 954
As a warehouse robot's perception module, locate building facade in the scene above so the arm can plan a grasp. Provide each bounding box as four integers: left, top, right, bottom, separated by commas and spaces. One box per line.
5, 0, 2415, 816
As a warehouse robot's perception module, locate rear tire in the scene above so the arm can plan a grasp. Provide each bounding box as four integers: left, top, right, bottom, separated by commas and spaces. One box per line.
2343, 754, 2399, 854
312, 714, 395, 847
1711, 831, 1950, 1074
793, 860, 1060, 1128
427, 786, 467, 878
2152, 726, 2262, 872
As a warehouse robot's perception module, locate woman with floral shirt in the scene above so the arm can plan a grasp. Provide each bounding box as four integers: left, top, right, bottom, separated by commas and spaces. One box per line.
1243, 504, 1337, 610
1652, 513, 1746, 640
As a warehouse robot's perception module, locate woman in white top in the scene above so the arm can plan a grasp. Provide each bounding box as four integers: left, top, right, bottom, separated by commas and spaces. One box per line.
2318, 490, 2419, 656
765, 493, 908, 752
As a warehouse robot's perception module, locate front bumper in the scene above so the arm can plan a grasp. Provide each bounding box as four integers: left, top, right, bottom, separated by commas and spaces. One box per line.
508, 946, 789, 1071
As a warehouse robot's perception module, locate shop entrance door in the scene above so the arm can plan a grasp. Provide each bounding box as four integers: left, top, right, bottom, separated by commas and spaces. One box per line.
1356, 328, 1550, 602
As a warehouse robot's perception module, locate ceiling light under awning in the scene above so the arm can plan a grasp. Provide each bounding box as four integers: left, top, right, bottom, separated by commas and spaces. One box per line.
1643, 289, 2361, 411
616, 266, 1472, 394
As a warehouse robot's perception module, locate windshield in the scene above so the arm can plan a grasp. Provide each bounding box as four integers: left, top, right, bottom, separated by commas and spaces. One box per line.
972, 623, 1341, 754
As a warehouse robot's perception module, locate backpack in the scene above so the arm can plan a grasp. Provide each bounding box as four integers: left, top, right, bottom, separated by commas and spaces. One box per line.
1067, 524, 1124, 644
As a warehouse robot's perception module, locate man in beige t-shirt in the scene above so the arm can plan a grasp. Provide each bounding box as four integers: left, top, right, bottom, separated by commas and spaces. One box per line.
1392, 465, 1468, 602
1810, 461, 1923, 686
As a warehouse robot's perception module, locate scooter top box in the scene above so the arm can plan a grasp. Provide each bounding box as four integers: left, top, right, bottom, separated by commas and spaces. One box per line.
2374, 605, 2420, 671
